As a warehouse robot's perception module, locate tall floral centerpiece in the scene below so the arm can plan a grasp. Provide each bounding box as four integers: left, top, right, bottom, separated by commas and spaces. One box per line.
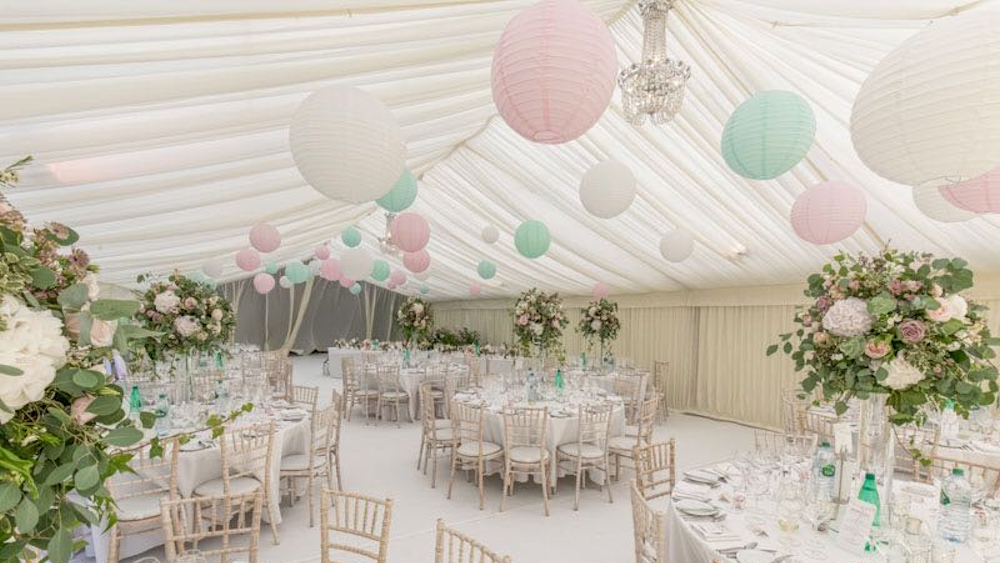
396, 296, 433, 346
578, 298, 621, 369
138, 272, 235, 378
769, 248, 997, 530
513, 288, 568, 361
0, 157, 161, 563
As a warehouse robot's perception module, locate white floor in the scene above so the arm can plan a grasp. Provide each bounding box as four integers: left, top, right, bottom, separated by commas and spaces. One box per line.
123, 354, 757, 563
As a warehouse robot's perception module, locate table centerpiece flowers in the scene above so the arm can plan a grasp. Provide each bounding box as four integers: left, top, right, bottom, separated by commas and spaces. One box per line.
513, 288, 568, 361
577, 298, 621, 369
396, 296, 433, 346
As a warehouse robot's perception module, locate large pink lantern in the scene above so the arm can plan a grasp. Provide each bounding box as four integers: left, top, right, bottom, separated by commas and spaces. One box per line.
249, 223, 281, 253
469, 282, 482, 297
235, 248, 261, 272
390, 212, 430, 252
403, 249, 431, 273
940, 168, 1000, 214
790, 181, 867, 245
592, 282, 610, 300
314, 245, 331, 260
320, 259, 342, 282
491, 0, 617, 144
253, 273, 276, 294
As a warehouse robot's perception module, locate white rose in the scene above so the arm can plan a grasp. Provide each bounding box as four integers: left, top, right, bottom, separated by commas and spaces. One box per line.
944, 295, 968, 321
0, 296, 70, 423
591, 320, 602, 331
173, 315, 200, 338
412, 303, 424, 314
882, 354, 925, 391
83, 273, 101, 301
154, 291, 181, 314
89, 318, 117, 347
530, 323, 543, 336
211, 309, 223, 321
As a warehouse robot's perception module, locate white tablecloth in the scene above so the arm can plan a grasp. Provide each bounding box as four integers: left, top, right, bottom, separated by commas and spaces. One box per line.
89, 416, 310, 563
326, 347, 364, 378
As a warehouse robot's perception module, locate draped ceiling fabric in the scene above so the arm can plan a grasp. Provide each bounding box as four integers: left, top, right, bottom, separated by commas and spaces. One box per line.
2, 0, 999, 300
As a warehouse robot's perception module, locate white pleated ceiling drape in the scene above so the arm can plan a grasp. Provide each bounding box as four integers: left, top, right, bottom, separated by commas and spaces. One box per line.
1, 0, 998, 299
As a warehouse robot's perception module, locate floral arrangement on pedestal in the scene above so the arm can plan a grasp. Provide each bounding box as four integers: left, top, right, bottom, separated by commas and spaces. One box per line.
137, 272, 235, 363
513, 288, 568, 359
577, 298, 621, 362
0, 157, 161, 563
396, 296, 433, 345
769, 248, 997, 422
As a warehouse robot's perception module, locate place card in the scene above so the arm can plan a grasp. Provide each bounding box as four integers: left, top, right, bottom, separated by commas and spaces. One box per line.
836, 498, 877, 554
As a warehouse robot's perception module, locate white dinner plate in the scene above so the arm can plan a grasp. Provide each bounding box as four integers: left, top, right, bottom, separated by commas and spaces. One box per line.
674, 498, 718, 516
684, 469, 722, 485
736, 549, 774, 563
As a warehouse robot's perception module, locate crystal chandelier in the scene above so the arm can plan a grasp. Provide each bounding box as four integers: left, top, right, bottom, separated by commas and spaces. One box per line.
377, 212, 401, 257
618, 0, 691, 125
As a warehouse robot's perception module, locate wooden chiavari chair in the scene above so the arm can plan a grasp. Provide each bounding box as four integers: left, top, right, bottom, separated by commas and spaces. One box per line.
106, 438, 180, 563
556, 402, 614, 510
500, 407, 550, 516
376, 364, 409, 427
343, 356, 378, 423
613, 374, 646, 427
160, 491, 263, 563
652, 361, 670, 421
633, 440, 676, 501
448, 401, 504, 510
913, 451, 1000, 496
434, 519, 511, 563
629, 480, 666, 563
320, 489, 393, 563
417, 382, 456, 488
280, 396, 344, 526
193, 420, 280, 544
610, 396, 658, 480
288, 384, 320, 413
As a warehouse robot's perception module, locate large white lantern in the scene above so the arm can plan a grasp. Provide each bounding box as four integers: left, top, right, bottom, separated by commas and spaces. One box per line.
579, 161, 637, 219
340, 247, 373, 281
289, 86, 406, 203
912, 185, 977, 223
851, 12, 1000, 187
659, 229, 694, 262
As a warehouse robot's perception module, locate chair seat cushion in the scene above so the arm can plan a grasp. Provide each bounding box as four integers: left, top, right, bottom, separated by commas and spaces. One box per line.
427, 427, 456, 442
280, 453, 327, 472
116, 493, 163, 521
381, 391, 409, 400
608, 436, 641, 452
507, 446, 547, 464
193, 476, 262, 497
352, 389, 379, 397
456, 441, 502, 457
433, 418, 452, 429
557, 443, 606, 459
624, 425, 639, 436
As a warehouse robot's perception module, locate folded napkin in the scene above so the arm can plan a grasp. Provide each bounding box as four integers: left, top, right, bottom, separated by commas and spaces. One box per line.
690, 521, 740, 542
971, 440, 1000, 454
674, 481, 714, 502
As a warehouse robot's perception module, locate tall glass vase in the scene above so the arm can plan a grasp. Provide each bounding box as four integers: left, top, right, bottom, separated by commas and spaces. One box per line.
859, 394, 895, 538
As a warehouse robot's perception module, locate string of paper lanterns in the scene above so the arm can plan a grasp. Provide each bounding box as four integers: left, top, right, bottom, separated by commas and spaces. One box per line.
481, 225, 499, 244
341, 227, 362, 248
403, 249, 431, 274
314, 245, 331, 260
376, 169, 418, 213
253, 273, 275, 294
940, 168, 1000, 214
721, 91, 816, 181
659, 229, 694, 262
477, 260, 497, 280
390, 212, 430, 253
235, 248, 261, 272
579, 160, 636, 219
514, 220, 551, 259
320, 259, 342, 282
912, 184, 977, 223
249, 223, 281, 253
371, 259, 391, 282
790, 181, 867, 245
349, 283, 362, 296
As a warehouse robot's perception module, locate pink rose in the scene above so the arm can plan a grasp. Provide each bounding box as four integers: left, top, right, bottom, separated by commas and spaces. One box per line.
864, 339, 891, 359
71, 395, 98, 425
517, 314, 528, 326
889, 279, 905, 295
815, 296, 832, 312
848, 280, 860, 291
800, 313, 813, 327
813, 332, 829, 346
898, 319, 926, 343
183, 297, 197, 310
211, 309, 223, 321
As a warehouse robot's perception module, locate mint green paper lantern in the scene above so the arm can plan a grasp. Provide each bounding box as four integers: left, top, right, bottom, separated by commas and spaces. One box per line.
419, 283, 430, 295
341, 226, 362, 248
285, 260, 311, 284
477, 259, 497, 280
376, 169, 418, 213
514, 220, 551, 259
720, 91, 816, 181
349, 283, 362, 295
265, 261, 279, 275
370, 259, 390, 282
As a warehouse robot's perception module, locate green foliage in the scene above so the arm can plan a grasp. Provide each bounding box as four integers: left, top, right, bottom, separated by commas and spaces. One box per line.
395, 296, 433, 344
577, 299, 621, 351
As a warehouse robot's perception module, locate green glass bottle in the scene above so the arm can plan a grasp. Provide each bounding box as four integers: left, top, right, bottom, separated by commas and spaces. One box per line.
129, 385, 142, 415
554, 368, 565, 393
858, 472, 881, 552
580, 352, 586, 369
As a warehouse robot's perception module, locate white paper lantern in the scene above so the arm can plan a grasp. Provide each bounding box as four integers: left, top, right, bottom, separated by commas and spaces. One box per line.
481, 225, 499, 244
201, 259, 224, 279
659, 229, 694, 262
913, 185, 978, 223
579, 160, 637, 219
851, 12, 1000, 187
341, 247, 373, 281
308, 259, 323, 275
278, 276, 293, 289
289, 86, 406, 203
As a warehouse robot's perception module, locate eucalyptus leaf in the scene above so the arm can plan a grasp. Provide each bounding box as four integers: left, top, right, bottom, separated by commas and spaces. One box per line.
44, 462, 76, 486
15, 496, 39, 533
0, 482, 22, 512
85, 395, 122, 416
71, 369, 102, 390
0, 364, 23, 376
89, 299, 140, 321
29, 266, 56, 290
104, 427, 143, 447
74, 464, 99, 491
56, 283, 89, 311
47, 526, 74, 563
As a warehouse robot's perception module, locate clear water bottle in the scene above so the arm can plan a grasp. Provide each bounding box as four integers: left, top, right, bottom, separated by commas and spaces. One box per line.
215, 379, 229, 411
154, 393, 171, 436
938, 468, 972, 544
940, 400, 960, 444
812, 440, 837, 503
525, 368, 538, 402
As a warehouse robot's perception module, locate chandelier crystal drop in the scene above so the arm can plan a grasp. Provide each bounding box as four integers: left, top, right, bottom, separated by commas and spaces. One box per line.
378, 212, 401, 257
618, 0, 691, 126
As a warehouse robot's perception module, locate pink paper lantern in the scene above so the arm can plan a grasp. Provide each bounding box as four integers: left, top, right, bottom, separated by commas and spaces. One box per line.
339, 277, 355, 289
791, 181, 868, 245
389, 212, 430, 252
389, 269, 407, 286
469, 282, 482, 297
320, 259, 342, 282
314, 245, 331, 260
592, 282, 610, 300
491, 0, 617, 144
253, 273, 276, 294
403, 249, 431, 273
387, 281, 398, 291
940, 167, 1000, 214
235, 248, 261, 272
249, 223, 281, 253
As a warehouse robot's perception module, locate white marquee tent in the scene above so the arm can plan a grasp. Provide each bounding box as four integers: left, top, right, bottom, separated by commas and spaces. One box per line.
2, 0, 999, 300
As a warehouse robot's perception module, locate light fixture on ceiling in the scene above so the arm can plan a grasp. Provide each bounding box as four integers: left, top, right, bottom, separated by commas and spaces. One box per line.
618, 0, 691, 126
377, 213, 401, 257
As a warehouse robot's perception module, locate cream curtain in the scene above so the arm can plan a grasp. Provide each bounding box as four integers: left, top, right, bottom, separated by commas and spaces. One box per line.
434, 279, 1000, 429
